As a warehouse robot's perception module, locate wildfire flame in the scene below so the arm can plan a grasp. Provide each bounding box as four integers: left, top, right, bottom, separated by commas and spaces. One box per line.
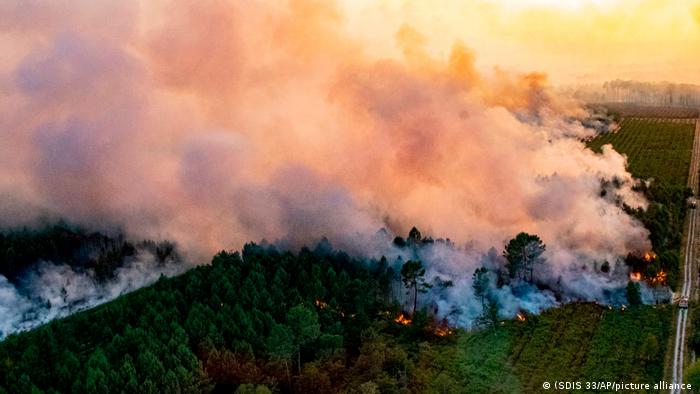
516, 313, 526, 322
644, 251, 657, 262
394, 313, 412, 326
433, 326, 454, 337
314, 299, 328, 309
629, 272, 641, 281
650, 270, 667, 285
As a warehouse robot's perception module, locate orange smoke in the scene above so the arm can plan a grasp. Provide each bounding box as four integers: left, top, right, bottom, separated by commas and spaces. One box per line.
0, 0, 650, 268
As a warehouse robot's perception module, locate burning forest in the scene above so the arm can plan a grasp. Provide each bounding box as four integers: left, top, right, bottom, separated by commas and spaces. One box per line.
0, 0, 659, 334
0, 0, 697, 392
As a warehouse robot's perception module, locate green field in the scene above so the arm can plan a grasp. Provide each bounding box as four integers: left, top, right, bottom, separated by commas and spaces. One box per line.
426, 304, 672, 393
588, 118, 695, 186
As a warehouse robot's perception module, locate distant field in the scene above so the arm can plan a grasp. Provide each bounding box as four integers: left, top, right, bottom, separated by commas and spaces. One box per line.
588, 118, 696, 186
597, 103, 700, 119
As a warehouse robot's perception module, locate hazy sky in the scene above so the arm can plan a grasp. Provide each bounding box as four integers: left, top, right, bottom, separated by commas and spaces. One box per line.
338, 0, 700, 85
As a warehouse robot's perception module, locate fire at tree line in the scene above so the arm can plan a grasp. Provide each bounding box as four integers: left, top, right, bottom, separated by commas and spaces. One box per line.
0, 224, 535, 393
0, 211, 678, 393
0, 148, 692, 392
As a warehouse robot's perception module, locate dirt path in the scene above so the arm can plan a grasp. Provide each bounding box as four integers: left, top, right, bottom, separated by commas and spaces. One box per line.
669, 117, 700, 393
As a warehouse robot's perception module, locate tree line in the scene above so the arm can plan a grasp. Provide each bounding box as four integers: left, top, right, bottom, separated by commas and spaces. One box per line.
0, 222, 178, 281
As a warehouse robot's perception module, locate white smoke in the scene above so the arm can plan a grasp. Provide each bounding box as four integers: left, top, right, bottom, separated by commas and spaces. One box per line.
0, 250, 183, 339
363, 235, 666, 328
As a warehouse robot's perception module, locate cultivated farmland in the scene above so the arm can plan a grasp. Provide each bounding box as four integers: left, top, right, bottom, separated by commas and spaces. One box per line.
588, 118, 696, 186
421, 303, 672, 393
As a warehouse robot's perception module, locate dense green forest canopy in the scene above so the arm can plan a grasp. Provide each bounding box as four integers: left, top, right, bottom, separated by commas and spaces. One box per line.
0, 242, 435, 393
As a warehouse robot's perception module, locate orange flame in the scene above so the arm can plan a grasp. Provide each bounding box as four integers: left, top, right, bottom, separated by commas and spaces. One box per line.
394, 313, 412, 325
516, 313, 526, 322
315, 299, 328, 309
644, 251, 657, 263
433, 326, 454, 337
650, 270, 667, 285
629, 272, 641, 281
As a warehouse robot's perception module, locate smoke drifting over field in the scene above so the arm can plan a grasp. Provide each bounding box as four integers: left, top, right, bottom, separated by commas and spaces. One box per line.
0, 0, 652, 330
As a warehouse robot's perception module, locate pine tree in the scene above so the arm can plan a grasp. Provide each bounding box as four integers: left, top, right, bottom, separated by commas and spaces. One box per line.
401, 260, 432, 315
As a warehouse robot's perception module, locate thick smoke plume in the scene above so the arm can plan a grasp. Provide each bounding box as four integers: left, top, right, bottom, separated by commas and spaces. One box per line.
0, 0, 651, 331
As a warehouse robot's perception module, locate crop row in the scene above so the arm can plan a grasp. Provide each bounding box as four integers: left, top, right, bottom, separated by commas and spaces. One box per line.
587, 118, 696, 186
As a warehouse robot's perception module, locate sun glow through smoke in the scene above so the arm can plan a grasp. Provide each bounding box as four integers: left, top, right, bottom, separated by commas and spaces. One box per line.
339, 0, 700, 84
499, 0, 614, 9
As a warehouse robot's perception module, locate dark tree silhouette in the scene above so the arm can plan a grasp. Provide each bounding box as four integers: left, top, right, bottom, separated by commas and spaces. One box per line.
400, 260, 432, 315
472, 267, 489, 307
626, 281, 642, 306
503, 233, 546, 282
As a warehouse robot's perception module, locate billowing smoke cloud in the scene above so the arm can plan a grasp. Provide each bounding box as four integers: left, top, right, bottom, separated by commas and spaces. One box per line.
0, 0, 652, 331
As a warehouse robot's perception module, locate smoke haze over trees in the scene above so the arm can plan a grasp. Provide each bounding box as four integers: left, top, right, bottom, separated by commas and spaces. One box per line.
0, 240, 673, 393
0, 2, 694, 392
0, 0, 677, 335
569, 80, 700, 108
0, 223, 183, 339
